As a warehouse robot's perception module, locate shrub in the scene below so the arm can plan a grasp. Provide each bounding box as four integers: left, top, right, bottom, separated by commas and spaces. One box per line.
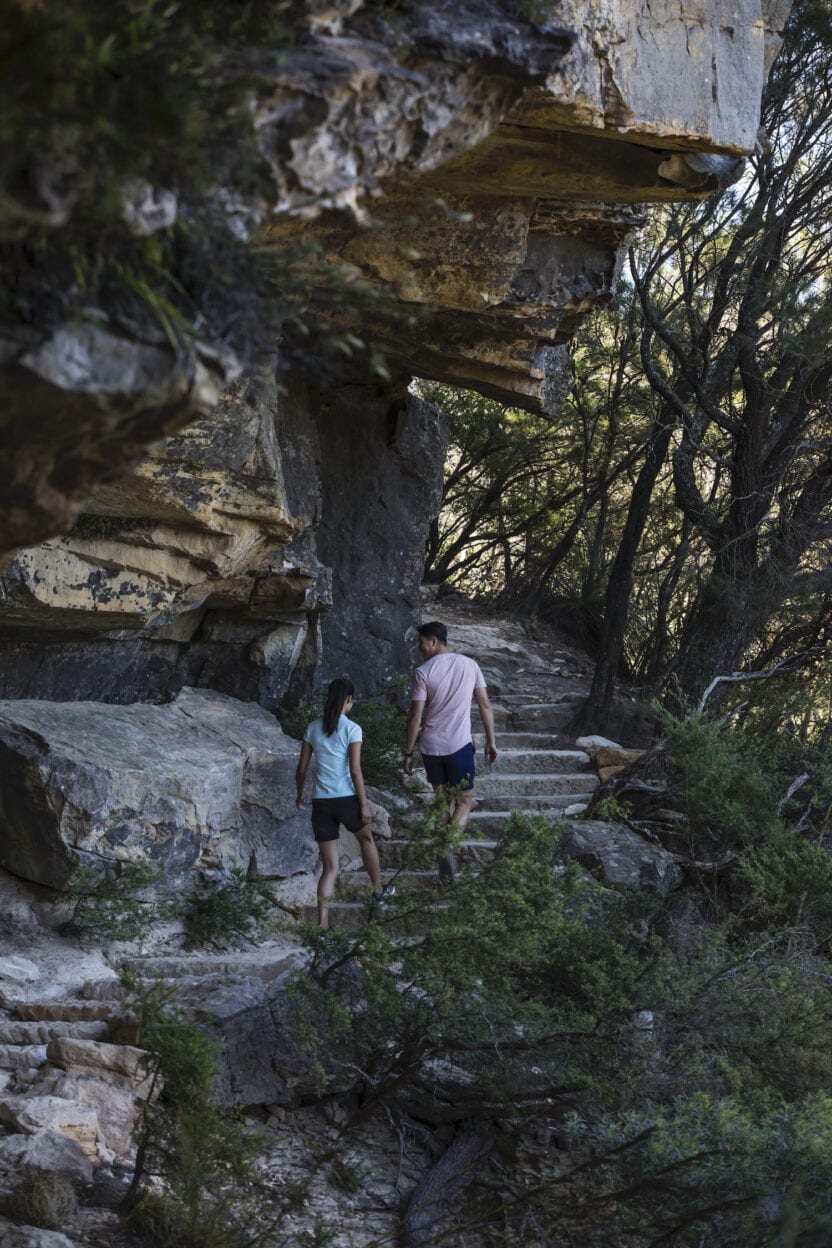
181, 868, 272, 950
6, 1171, 76, 1230
661, 712, 781, 853
63, 859, 163, 943
123, 977, 260, 1246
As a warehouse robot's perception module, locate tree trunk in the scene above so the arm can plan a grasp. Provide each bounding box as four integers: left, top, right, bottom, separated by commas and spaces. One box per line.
571, 412, 673, 734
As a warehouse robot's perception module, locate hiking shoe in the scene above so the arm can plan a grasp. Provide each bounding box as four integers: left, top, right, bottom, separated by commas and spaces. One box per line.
372, 883, 396, 907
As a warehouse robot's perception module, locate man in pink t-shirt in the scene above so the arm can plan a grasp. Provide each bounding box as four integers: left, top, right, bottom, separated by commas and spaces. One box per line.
403, 621, 498, 859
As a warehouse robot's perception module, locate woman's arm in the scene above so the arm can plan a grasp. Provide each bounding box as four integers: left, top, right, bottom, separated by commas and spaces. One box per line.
348, 741, 371, 823
296, 741, 312, 808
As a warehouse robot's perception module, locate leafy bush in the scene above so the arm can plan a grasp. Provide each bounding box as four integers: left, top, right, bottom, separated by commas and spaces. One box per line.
63, 859, 163, 943
181, 868, 272, 950
661, 712, 781, 853
124, 977, 260, 1246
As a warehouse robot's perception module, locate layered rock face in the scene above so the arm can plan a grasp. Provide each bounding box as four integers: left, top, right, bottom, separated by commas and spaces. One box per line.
0, 1, 787, 717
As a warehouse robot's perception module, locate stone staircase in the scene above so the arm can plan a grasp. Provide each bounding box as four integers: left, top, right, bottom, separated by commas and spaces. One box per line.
302, 622, 605, 932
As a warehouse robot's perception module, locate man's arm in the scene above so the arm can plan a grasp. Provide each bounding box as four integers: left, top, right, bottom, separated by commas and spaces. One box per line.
403, 700, 425, 776
473, 687, 497, 766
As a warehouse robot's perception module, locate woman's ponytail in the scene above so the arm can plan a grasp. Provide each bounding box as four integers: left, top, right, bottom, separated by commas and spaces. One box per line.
322, 678, 354, 735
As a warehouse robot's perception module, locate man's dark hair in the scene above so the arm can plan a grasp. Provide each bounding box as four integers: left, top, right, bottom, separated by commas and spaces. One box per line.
418, 621, 448, 645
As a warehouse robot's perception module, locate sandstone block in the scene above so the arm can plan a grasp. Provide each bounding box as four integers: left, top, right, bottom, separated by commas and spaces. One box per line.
0, 1096, 98, 1161
30, 1074, 138, 1163
595, 747, 645, 783
45, 1038, 152, 1095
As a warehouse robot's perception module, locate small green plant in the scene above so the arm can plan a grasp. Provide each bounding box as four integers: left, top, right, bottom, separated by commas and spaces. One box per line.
63, 859, 163, 942
123, 976, 260, 1247
328, 1158, 365, 1194
181, 868, 272, 950
591, 794, 632, 822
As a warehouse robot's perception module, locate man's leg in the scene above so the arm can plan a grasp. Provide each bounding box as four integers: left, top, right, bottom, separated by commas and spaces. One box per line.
317, 839, 340, 928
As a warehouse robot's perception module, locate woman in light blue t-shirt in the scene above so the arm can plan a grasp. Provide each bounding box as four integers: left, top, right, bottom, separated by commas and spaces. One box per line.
295, 679, 389, 927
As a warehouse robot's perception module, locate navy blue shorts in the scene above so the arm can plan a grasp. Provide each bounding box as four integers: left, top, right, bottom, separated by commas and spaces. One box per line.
421, 741, 476, 791
311, 795, 365, 843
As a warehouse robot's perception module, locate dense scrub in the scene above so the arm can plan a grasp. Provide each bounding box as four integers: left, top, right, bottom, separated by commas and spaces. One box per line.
283, 709, 832, 1246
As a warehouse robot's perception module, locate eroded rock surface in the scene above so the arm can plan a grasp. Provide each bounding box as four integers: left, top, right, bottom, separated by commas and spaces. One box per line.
0, 688, 315, 889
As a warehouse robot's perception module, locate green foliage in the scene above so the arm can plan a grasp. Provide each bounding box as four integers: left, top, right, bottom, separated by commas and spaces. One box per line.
292, 813, 658, 1119
125, 976, 260, 1247
661, 712, 782, 853
591, 793, 632, 822
64, 859, 163, 943
567, 1091, 832, 1246
181, 868, 272, 950
740, 828, 832, 935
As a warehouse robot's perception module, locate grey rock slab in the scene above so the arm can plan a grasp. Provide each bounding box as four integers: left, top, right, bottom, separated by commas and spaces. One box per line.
0, 688, 317, 890
559, 821, 683, 896
0, 1045, 48, 1071
0, 1129, 94, 1185
576, 735, 623, 753
0, 957, 40, 984
0, 1219, 79, 1248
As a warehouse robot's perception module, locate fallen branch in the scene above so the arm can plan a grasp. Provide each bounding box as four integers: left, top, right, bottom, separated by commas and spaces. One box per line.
778, 772, 810, 815
698, 648, 818, 714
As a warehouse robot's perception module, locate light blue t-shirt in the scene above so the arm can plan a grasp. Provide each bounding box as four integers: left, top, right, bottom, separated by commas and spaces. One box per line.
303, 715, 363, 799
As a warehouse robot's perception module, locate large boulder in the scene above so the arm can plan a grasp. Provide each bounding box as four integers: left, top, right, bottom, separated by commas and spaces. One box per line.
559, 820, 682, 896
0, 688, 316, 890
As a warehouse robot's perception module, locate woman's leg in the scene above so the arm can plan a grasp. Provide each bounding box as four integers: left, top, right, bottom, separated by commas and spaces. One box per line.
355, 823, 381, 891
317, 840, 340, 928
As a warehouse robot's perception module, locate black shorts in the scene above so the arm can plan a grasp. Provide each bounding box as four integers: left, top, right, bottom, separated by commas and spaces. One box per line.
311, 795, 366, 843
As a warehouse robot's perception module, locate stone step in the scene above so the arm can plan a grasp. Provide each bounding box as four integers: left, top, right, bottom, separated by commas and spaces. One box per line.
122, 950, 299, 982
468, 809, 585, 835
474, 732, 560, 749
11, 1001, 119, 1024
488, 749, 591, 775
380, 838, 499, 869
474, 792, 597, 812
336, 870, 440, 899
0, 1020, 111, 1045
475, 772, 600, 797
302, 900, 451, 934
493, 700, 584, 731
0, 1043, 48, 1071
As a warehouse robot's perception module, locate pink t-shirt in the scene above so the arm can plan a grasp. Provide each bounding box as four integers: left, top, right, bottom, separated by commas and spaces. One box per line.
412, 652, 487, 756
